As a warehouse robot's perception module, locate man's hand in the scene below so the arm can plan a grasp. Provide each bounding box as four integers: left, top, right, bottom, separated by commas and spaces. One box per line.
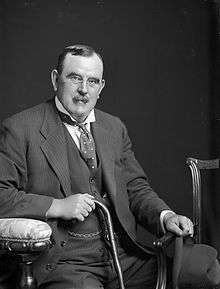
164, 212, 194, 237
46, 193, 96, 221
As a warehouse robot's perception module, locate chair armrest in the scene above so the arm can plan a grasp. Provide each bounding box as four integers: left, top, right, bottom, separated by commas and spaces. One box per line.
153, 232, 176, 289
153, 232, 176, 250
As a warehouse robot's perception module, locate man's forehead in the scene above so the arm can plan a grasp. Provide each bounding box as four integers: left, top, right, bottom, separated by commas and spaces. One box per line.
63, 53, 103, 70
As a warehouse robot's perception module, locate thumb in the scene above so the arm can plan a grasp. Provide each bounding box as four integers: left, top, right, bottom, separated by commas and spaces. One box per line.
167, 222, 183, 236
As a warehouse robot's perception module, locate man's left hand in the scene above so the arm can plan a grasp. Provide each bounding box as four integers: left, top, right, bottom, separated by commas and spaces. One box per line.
164, 212, 194, 237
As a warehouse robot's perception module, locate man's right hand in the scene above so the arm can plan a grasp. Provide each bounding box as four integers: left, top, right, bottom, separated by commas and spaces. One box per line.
46, 193, 96, 221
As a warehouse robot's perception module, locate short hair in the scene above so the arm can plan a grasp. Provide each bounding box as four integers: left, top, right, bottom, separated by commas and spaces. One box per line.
56, 44, 103, 74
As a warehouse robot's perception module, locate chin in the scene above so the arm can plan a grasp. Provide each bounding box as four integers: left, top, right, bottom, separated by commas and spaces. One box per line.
73, 110, 89, 122
69, 105, 87, 116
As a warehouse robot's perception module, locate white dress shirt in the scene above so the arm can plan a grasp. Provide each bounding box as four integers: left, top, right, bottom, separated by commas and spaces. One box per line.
55, 96, 95, 150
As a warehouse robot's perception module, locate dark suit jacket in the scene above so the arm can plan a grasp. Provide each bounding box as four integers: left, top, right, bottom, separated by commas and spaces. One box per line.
0, 98, 170, 284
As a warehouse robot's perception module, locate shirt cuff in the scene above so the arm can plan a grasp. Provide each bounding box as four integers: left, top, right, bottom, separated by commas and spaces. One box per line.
160, 210, 176, 233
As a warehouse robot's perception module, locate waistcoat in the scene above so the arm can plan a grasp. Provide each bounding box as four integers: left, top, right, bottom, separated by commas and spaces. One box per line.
63, 126, 105, 235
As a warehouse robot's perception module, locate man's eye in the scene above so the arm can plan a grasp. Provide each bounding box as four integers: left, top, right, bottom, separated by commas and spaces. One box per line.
69, 75, 82, 82
88, 79, 99, 85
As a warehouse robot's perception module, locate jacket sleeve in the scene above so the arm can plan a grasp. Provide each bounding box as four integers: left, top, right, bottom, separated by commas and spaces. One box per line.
119, 120, 171, 235
0, 119, 53, 220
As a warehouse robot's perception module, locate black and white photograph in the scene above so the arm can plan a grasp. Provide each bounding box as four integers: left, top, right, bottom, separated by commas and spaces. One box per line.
0, 1, 220, 288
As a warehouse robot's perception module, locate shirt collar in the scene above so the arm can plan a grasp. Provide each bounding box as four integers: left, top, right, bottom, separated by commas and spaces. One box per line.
55, 96, 96, 124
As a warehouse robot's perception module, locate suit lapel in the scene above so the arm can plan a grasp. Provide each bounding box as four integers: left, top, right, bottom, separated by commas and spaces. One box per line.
92, 113, 117, 201
38, 103, 117, 199
40, 101, 71, 197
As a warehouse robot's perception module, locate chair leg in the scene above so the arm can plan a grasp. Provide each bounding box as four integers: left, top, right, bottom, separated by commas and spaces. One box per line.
19, 255, 37, 289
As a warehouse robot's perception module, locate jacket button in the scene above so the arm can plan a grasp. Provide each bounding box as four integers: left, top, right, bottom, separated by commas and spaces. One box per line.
46, 264, 53, 271
60, 240, 66, 247
90, 178, 94, 183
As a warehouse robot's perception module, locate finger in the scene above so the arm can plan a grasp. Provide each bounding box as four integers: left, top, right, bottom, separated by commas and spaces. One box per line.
165, 216, 183, 236
82, 204, 93, 213
81, 209, 89, 217
84, 198, 96, 210
180, 218, 194, 237
76, 214, 85, 222
167, 223, 184, 236
188, 220, 194, 236
180, 219, 190, 234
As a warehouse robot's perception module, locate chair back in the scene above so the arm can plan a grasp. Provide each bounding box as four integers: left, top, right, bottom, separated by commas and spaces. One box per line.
186, 158, 219, 243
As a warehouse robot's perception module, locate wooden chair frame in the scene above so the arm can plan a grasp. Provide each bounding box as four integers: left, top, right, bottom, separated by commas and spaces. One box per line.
0, 200, 174, 289
186, 157, 219, 243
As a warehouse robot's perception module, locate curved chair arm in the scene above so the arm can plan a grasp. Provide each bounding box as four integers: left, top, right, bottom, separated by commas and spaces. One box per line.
186, 157, 219, 243
0, 218, 52, 289
153, 232, 176, 289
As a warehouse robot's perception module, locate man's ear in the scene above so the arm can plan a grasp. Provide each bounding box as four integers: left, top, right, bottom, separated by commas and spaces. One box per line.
51, 69, 59, 91
97, 79, 105, 98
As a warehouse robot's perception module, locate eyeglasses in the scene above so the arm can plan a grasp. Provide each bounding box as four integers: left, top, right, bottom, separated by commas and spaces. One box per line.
68, 74, 101, 88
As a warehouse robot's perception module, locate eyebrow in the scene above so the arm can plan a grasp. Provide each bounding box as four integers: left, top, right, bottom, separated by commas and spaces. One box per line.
66, 72, 81, 78
66, 72, 100, 82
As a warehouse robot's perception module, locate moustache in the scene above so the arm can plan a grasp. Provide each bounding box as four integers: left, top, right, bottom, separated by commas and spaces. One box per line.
72, 96, 89, 104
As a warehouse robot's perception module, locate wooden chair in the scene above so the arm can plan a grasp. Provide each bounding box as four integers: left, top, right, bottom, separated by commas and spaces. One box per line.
186, 157, 219, 244
0, 201, 174, 289
154, 157, 220, 289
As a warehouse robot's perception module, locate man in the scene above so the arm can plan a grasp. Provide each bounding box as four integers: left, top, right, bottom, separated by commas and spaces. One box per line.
0, 45, 193, 289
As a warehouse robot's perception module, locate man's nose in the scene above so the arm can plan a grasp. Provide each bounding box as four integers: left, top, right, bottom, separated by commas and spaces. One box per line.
78, 80, 88, 95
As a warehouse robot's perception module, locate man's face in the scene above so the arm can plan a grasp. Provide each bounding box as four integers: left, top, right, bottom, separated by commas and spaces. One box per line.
51, 53, 105, 122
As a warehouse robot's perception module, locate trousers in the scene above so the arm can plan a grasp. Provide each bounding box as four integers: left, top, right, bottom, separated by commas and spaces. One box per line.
39, 231, 159, 289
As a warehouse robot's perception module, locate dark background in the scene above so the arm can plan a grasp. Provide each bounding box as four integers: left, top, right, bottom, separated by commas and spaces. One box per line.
1, 0, 219, 251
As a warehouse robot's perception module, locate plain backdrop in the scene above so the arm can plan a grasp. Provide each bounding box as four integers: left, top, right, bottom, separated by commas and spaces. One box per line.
1, 0, 218, 248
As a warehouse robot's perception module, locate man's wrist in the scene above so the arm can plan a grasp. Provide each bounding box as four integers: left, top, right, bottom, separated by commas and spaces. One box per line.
160, 210, 176, 233
46, 198, 62, 219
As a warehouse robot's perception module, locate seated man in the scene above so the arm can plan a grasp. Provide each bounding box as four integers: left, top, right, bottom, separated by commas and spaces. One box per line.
0, 44, 193, 289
